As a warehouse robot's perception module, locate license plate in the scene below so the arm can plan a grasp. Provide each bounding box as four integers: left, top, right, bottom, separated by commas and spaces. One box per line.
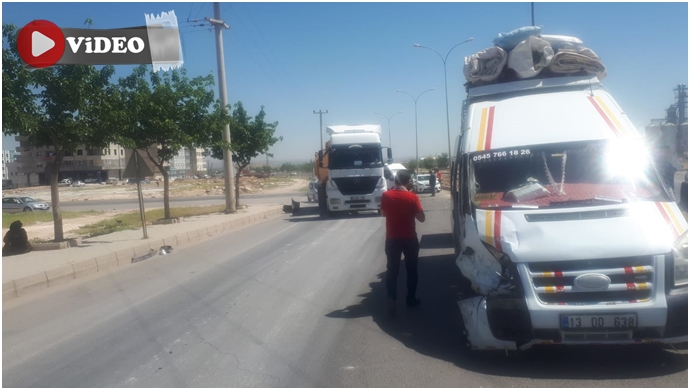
560, 314, 637, 329
351, 196, 365, 200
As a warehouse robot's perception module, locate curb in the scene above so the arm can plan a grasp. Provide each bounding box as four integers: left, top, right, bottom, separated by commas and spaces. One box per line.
2, 206, 284, 303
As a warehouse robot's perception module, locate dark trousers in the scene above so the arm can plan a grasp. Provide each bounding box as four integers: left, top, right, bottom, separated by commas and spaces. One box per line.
430, 181, 436, 196
385, 238, 420, 301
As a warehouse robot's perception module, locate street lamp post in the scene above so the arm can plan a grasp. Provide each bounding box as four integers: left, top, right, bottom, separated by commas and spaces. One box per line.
375, 111, 402, 158
414, 38, 473, 166
397, 88, 434, 172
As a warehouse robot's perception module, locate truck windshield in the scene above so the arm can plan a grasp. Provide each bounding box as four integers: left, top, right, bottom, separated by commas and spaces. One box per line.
329, 145, 383, 170
469, 139, 669, 209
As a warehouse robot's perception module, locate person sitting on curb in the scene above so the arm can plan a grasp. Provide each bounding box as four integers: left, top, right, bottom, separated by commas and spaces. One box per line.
3, 220, 31, 256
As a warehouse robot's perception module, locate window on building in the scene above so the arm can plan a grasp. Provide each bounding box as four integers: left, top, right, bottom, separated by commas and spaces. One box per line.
78, 160, 83, 166
64, 160, 73, 166
36, 151, 42, 157
89, 160, 94, 167
121, 149, 124, 155
77, 149, 83, 156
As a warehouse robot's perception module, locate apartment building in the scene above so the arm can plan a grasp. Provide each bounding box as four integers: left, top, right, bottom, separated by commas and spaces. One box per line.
2, 149, 19, 180
11, 136, 163, 186
168, 147, 206, 179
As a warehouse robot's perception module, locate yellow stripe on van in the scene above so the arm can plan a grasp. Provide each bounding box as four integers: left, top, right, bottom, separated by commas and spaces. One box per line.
485, 210, 494, 244
660, 202, 685, 237
594, 96, 629, 137
476, 107, 489, 151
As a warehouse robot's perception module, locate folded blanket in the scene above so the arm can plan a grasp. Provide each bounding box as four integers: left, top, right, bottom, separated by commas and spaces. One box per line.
464, 46, 508, 83
548, 48, 607, 80
507, 36, 554, 79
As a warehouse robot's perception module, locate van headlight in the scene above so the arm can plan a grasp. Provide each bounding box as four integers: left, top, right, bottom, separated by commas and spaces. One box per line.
481, 241, 512, 267
673, 231, 688, 287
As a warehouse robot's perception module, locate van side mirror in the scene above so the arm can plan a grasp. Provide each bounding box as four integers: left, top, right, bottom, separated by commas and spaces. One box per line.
387, 148, 392, 159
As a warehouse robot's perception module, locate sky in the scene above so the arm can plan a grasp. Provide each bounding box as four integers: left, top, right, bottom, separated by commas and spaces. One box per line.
2, 1, 688, 164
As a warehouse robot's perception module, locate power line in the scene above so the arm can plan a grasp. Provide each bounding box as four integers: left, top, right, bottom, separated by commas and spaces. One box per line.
240, 3, 312, 106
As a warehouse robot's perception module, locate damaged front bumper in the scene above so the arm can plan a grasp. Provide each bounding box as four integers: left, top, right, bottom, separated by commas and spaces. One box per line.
458, 292, 688, 351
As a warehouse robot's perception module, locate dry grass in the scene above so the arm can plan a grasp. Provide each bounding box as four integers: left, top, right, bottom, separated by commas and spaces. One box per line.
74, 205, 227, 238
2, 210, 104, 229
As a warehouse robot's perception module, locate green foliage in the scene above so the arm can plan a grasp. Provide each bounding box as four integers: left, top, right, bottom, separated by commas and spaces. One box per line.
209, 101, 282, 207
407, 159, 418, 172
112, 65, 230, 218
3, 22, 116, 240
422, 156, 437, 170
437, 152, 449, 169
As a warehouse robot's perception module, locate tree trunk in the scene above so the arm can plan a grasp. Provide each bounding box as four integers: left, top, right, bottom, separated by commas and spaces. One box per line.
235, 168, 242, 210
49, 165, 63, 242
162, 169, 170, 219
144, 148, 170, 220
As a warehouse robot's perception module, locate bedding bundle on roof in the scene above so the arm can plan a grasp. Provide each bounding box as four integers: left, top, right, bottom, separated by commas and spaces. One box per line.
464, 26, 606, 87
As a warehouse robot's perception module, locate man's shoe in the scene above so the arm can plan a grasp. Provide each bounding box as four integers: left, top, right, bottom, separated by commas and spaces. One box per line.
406, 298, 421, 308
387, 299, 397, 318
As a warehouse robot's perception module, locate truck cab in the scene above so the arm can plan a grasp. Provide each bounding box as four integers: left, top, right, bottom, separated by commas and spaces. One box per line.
318, 125, 390, 214
451, 75, 688, 351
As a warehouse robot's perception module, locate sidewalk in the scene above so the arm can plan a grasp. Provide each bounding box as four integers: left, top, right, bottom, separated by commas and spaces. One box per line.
3, 204, 285, 303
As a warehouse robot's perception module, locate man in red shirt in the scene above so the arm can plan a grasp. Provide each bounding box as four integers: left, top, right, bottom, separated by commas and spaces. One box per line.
381, 169, 426, 317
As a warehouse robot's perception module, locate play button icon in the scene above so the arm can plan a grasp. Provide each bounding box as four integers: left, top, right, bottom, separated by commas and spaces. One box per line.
31, 31, 55, 57
17, 20, 65, 68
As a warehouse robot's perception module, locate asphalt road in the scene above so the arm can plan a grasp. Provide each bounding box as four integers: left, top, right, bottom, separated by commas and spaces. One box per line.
3, 192, 687, 387
58, 192, 307, 212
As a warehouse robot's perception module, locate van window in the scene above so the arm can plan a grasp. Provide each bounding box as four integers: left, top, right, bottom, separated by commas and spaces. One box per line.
469, 139, 667, 209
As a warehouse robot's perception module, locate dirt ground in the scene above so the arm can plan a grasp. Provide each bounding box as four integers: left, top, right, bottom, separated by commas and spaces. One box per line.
1, 177, 308, 241
2, 177, 308, 203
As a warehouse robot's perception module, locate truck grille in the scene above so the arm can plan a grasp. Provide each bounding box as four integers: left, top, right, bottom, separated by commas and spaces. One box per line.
333, 177, 380, 195
528, 256, 655, 305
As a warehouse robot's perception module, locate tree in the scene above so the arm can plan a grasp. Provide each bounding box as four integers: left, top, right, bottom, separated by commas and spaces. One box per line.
113, 65, 229, 219
210, 101, 281, 208
2, 23, 115, 241
437, 153, 449, 169
422, 156, 437, 170
280, 162, 296, 172
407, 159, 419, 173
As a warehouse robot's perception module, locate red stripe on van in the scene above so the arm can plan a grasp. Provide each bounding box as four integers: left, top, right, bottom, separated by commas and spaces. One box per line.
587, 96, 622, 137
484, 106, 496, 150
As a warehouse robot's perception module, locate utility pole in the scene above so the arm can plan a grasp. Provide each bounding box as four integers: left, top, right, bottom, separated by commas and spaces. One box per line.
207, 2, 236, 212
314, 110, 328, 150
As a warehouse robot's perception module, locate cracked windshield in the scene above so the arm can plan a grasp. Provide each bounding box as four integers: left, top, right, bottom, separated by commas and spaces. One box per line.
2, 2, 688, 388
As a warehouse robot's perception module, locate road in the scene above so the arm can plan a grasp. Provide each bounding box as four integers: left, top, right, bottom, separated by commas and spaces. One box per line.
58, 192, 306, 212
3, 192, 687, 387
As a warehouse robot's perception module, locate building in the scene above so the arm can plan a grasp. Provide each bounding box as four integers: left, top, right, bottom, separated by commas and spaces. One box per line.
10, 136, 207, 185
167, 147, 206, 179
12, 136, 162, 186
2, 149, 19, 180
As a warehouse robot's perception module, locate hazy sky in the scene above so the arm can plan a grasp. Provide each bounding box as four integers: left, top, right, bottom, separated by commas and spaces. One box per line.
2, 2, 688, 164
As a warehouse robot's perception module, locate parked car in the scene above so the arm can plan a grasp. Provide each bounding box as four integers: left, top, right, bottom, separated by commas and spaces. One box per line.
58, 179, 72, 187
72, 180, 85, 187
307, 178, 319, 202
412, 174, 441, 194
84, 178, 98, 183
384, 163, 407, 190
106, 178, 118, 185
2, 196, 50, 213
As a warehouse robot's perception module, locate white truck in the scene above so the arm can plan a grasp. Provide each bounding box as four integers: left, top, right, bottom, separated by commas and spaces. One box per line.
317, 125, 391, 215
451, 39, 687, 351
